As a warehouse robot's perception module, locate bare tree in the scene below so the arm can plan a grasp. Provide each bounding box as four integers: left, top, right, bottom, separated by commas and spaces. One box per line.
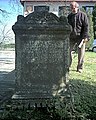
9, 0, 22, 13
0, 8, 7, 14
0, 24, 14, 44
0, 8, 10, 23
0, 0, 22, 44
0, 0, 22, 21
0, 0, 21, 14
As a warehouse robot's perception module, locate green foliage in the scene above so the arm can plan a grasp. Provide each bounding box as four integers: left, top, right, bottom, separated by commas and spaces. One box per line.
0, 43, 15, 50
92, 4, 96, 38
80, 7, 94, 50
86, 10, 94, 49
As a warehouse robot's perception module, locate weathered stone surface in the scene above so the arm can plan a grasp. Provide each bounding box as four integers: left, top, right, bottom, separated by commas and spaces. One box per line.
12, 11, 71, 105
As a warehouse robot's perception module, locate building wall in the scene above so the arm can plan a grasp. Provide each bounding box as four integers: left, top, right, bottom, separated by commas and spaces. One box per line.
23, 1, 95, 17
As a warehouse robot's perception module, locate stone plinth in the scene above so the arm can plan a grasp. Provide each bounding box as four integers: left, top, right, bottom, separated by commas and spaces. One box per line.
12, 11, 71, 105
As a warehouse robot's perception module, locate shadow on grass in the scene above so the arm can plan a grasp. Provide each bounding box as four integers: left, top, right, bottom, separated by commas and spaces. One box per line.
69, 79, 96, 119
0, 70, 15, 105
0, 71, 96, 119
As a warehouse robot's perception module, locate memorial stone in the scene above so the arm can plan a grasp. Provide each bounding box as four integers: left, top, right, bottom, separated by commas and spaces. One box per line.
12, 11, 71, 106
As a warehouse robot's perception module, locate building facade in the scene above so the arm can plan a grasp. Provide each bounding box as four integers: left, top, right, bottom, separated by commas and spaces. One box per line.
20, 0, 96, 17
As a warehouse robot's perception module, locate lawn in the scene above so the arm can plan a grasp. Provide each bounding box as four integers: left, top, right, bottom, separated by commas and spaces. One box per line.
68, 51, 96, 119
0, 51, 96, 120
69, 51, 96, 81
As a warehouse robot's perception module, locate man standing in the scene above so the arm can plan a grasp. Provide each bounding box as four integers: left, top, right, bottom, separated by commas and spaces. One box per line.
67, 1, 89, 73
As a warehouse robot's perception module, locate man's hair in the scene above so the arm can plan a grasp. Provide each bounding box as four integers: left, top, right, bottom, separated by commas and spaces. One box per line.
70, 1, 79, 8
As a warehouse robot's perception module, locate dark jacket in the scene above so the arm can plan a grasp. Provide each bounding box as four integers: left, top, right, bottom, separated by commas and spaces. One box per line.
67, 11, 89, 40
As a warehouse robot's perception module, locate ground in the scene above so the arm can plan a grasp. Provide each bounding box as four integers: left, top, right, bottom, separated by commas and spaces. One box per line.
0, 50, 96, 119
0, 50, 15, 103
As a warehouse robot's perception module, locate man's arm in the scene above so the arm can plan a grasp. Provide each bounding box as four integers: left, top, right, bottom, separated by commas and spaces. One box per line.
82, 12, 89, 40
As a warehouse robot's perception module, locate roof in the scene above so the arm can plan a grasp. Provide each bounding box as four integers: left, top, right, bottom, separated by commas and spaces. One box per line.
20, 0, 96, 1
20, 0, 96, 6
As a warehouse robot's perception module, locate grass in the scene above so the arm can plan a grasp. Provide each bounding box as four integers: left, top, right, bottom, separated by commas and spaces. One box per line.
68, 51, 96, 119
69, 51, 96, 81
0, 43, 15, 50
0, 51, 96, 119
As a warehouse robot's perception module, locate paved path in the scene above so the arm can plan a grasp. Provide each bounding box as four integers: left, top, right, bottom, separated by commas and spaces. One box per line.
0, 50, 15, 103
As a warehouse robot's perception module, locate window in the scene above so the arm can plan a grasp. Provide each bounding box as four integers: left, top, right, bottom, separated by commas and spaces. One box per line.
34, 6, 49, 12
82, 6, 94, 14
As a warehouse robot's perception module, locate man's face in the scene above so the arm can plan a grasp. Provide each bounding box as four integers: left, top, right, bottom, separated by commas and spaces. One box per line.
70, 3, 78, 13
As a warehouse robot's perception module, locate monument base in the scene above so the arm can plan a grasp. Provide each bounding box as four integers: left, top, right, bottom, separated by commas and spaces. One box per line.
12, 91, 53, 107
12, 81, 68, 107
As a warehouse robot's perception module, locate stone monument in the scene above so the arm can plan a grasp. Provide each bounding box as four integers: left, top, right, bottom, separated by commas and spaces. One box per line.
12, 11, 71, 106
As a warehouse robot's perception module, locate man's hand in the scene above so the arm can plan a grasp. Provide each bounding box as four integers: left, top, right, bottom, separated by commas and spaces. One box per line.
78, 38, 88, 48
83, 38, 88, 43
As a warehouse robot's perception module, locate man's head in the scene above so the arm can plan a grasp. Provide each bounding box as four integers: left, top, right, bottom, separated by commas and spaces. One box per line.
70, 2, 79, 13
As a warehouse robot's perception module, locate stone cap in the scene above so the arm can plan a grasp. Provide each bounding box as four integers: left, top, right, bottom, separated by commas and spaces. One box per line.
12, 11, 71, 34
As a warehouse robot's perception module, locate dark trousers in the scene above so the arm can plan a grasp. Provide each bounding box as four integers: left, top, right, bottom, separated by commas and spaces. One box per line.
69, 38, 86, 70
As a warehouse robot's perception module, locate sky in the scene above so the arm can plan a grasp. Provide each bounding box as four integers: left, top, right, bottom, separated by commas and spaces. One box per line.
0, 0, 23, 43
0, 0, 23, 25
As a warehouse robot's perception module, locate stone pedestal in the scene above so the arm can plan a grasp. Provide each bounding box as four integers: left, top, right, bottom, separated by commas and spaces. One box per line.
12, 11, 71, 106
